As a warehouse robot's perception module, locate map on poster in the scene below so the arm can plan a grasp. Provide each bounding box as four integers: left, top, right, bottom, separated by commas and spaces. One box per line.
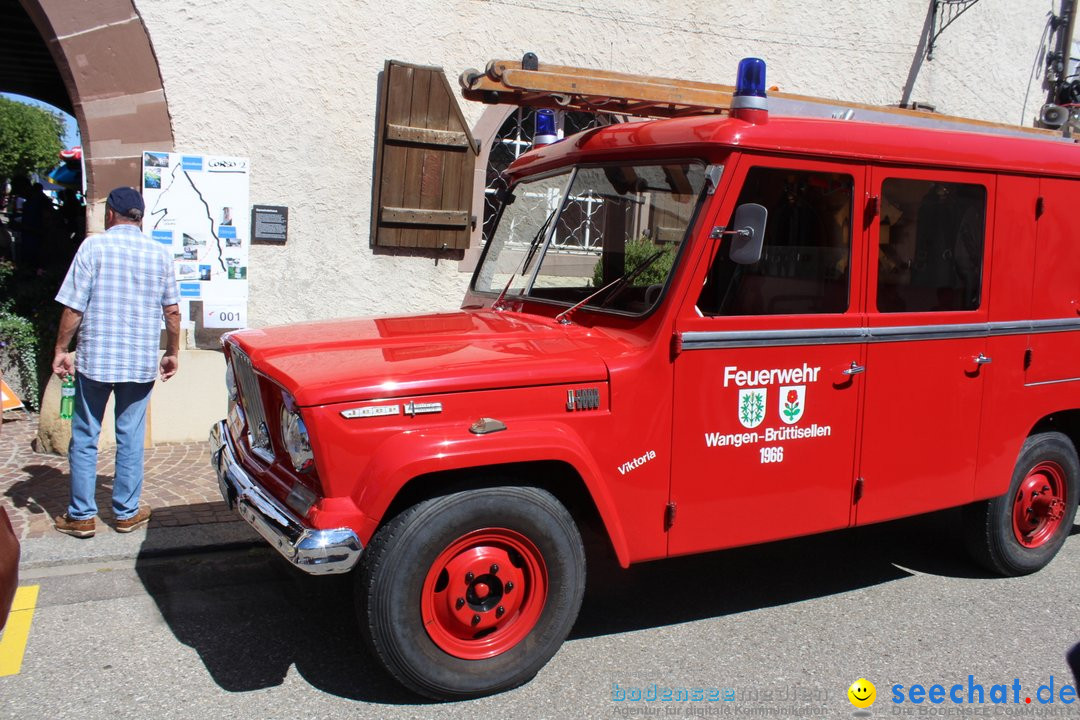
140, 151, 249, 329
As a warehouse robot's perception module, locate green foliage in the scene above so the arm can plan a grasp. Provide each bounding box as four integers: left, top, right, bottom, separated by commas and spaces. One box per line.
0, 257, 13, 290
0, 306, 39, 412
0, 259, 63, 411
0, 96, 65, 179
592, 235, 679, 288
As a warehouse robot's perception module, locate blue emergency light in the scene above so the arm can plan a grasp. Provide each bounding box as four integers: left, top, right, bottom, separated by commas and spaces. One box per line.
732, 58, 768, 115
735, 58, 766, 98
533, 109, 558, 147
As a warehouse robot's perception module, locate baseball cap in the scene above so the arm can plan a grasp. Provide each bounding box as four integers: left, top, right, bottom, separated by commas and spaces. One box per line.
106, 186, 144, 217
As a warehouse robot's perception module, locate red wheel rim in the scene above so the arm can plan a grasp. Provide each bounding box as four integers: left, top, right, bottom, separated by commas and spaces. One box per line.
1012, 461, 1068, 548
421, 528, 548, 660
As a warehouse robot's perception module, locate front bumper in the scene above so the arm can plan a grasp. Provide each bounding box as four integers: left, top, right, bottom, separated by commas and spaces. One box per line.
209, 420, 362, 575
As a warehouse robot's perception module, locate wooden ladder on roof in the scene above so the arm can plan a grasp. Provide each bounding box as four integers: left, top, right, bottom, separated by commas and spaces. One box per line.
460, 53, 1062, 141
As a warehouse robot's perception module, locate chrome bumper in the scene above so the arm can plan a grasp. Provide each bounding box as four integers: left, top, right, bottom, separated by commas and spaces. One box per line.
209, 420, 362, 575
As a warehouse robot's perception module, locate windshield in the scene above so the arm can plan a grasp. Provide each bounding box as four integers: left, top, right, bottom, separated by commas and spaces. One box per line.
474, 161, 710, 315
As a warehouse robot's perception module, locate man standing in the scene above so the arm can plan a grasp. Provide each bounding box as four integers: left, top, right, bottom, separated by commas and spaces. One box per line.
51, 187, 181, 538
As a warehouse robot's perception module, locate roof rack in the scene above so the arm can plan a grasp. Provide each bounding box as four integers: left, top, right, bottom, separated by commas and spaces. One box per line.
461, 54, 1065, 142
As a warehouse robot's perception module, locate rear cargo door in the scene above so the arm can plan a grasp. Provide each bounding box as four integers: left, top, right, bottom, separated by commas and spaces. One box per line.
855, 167, 993, 524
1025, 177, 1080, 385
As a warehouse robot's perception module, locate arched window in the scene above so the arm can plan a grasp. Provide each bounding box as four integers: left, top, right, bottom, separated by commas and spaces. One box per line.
482, 107, 621, 245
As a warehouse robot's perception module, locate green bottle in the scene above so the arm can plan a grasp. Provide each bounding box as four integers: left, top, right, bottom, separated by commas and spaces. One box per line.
60, 374, 75, 420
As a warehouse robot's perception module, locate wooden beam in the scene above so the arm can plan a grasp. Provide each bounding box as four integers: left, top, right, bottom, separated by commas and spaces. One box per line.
381, 207, 470, 227
385, 123, 472, 149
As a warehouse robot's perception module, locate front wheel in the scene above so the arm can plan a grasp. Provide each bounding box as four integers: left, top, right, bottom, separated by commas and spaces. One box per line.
356, 486, 585, 700
965, 431, 1079, 576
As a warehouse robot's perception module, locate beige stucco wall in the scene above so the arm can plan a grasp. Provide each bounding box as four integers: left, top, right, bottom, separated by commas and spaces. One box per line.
146, 348, 227, 443
133, 0, 1048, 327
35, 348, 227, 451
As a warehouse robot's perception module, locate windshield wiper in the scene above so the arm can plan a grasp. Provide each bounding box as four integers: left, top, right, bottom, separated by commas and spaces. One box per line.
493, 207, 559, 312
491, 273, 516, 312
554, 251, 664, 325
521, 207, 557, 275
598, 250, 664, 308
493, 206, 560, 312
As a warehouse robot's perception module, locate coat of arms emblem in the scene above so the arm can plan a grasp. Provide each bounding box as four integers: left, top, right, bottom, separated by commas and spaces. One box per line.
779, 385, 805, 424
738, 388, 766, 429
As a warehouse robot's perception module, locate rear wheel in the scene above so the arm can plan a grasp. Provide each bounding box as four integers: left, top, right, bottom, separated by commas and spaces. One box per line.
965, 432, 1079, 576
356, 486, 585, 699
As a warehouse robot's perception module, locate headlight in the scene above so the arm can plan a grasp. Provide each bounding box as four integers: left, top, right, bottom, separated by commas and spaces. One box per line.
225, 361, 238, 402
280, 406, 314, 473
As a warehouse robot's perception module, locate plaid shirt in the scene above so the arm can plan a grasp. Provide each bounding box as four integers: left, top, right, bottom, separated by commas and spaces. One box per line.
56, 224, 179, 384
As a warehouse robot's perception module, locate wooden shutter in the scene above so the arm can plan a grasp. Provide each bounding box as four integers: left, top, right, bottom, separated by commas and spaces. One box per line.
372, 60, 479, 249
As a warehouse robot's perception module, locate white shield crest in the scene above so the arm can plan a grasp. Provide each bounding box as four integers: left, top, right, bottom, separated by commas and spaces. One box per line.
779, 385, 805, 425
738, 388, 767, 429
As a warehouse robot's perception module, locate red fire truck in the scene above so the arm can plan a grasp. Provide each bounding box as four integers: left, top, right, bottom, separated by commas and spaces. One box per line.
210, 57, 1080, 699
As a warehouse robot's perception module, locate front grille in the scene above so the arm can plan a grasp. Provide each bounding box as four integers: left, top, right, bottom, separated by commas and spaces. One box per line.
230, 346, 274, 463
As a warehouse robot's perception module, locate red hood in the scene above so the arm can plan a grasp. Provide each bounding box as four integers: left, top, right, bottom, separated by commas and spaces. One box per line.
228, 310, 617, 407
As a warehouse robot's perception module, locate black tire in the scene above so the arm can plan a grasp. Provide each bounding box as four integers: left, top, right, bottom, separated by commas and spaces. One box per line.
964, 431, 1079, 576
355, 486, 586, 700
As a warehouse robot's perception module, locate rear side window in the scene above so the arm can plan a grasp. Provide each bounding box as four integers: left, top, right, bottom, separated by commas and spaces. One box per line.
877, 179, 985, 313
697, 167, 853, 316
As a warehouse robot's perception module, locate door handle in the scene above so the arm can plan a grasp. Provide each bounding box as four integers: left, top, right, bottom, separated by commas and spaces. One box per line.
842, 362, 865, 376
966, 353, 993, 375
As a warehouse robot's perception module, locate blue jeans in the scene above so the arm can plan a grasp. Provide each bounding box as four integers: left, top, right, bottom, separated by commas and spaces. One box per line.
67, 374, 155, 521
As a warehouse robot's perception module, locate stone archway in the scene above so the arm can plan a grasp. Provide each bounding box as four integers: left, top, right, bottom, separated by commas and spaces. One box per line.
17, 0, 173, 215
7, 0, 175, 451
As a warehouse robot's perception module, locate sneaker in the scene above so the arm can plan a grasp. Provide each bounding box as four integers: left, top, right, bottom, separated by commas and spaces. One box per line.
54, 513, 95, 538
115, 506, 152, 533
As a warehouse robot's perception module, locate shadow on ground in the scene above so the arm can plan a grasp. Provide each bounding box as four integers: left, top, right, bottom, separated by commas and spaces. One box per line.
5, 464, 118, 521
573, 507, 1000, 639
6, 465, 230, 531
134, 508, 1080, 704
134, 541, 420, 704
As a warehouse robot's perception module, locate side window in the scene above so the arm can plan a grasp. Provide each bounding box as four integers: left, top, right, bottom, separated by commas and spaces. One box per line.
697, 167, 853, 316
876, 179, 985, 313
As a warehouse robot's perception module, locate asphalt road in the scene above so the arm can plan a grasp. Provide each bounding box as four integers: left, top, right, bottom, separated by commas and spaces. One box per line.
3, 509, 1078, 720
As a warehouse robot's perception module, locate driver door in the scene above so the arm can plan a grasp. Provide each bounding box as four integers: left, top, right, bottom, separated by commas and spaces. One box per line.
669, 156, 867, 556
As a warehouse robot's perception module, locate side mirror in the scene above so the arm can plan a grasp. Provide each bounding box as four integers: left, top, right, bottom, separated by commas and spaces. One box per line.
726, 203, 768, 265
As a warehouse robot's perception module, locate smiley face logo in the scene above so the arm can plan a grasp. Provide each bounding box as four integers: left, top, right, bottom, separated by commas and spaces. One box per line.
847, 678, 876, 709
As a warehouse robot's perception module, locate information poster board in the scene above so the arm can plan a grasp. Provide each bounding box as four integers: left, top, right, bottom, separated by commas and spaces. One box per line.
141, 151, 250, 329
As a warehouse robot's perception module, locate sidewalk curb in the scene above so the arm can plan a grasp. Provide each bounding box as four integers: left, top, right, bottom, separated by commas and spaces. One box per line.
18, 520, 263, 570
